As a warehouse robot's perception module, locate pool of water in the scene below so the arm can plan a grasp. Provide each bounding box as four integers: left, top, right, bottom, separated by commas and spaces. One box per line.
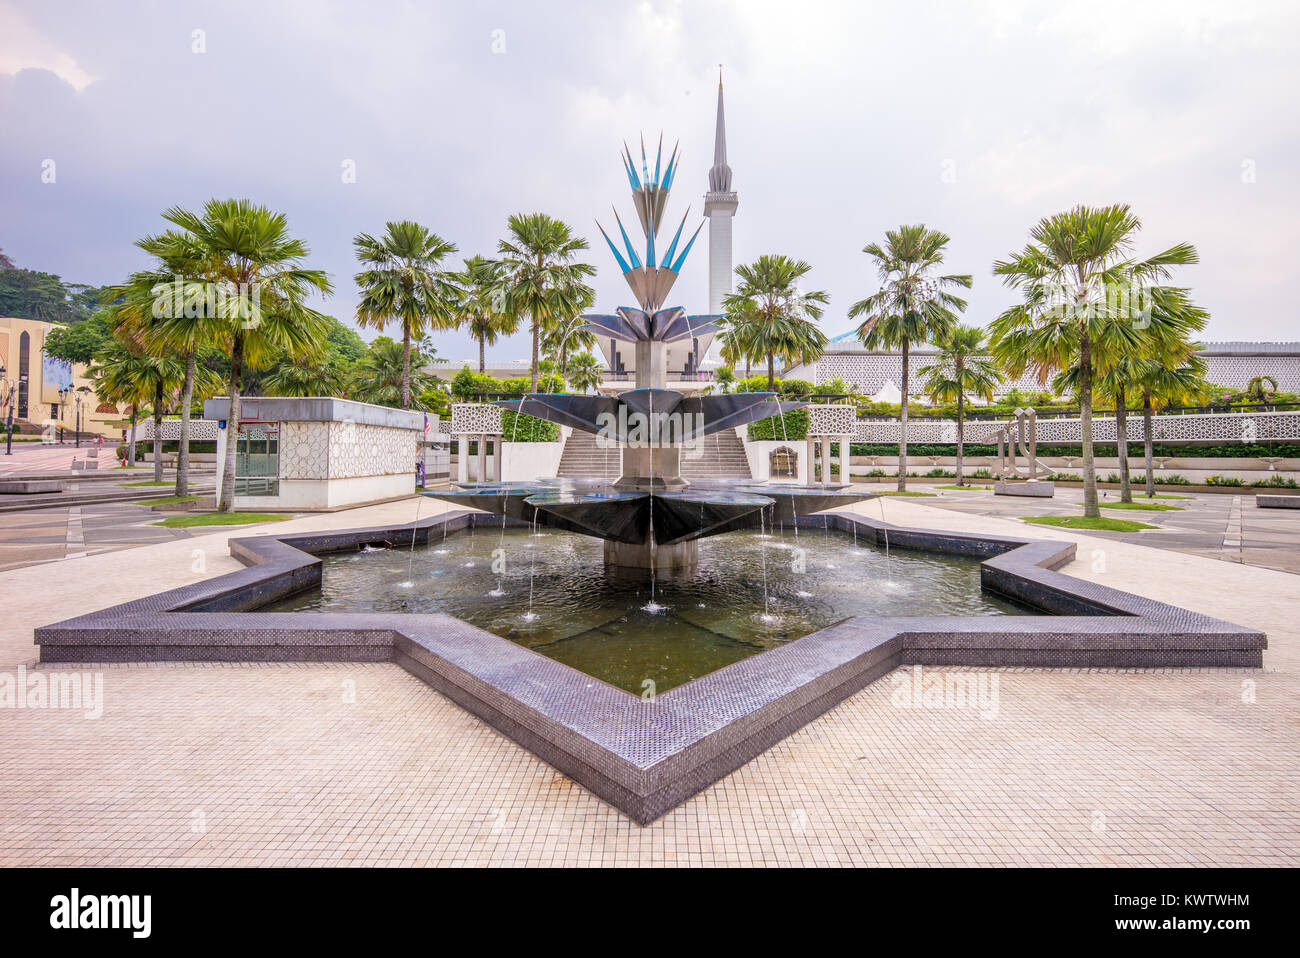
264, 526, 1038, 694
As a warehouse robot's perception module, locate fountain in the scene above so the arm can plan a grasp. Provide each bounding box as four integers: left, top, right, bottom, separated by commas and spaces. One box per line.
425, 135, 876, 574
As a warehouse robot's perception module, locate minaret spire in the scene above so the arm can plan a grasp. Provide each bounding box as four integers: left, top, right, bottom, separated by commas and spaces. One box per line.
708, 67, 732, 193
704, 65, 738, 318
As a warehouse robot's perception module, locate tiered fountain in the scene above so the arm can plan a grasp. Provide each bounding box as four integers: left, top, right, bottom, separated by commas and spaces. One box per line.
426, 136, 875, 575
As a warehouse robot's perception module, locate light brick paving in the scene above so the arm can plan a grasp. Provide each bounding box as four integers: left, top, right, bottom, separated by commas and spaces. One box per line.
1, 496, 1296, 866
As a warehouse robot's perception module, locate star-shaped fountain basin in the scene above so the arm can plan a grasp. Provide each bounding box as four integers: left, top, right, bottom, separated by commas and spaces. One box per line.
423, 480, 877, 547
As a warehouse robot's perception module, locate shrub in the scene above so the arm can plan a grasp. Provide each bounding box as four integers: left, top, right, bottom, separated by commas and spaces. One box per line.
1049, 472, 1082, 482
747, 407, 808, 441
500, 411, 558, 443
1250, 474, 1299, 488
924, 467, 955, 478
866, 468, 887, 477
972, 468, 992, 479
1159, 474, 1192, 485
1205, 474, 1245, 486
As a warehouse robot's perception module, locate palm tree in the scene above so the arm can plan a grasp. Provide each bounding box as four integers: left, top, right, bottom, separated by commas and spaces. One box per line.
542, 298, 598, 379
98, 227, 212, 497
920, 324, 1001, 485
455, 255, 519, 373
1136, 353, 1208, 498
494, 213, 595, 391
151, 198, 332, 512
354, 221, 461, 409
349, 336, 439, 408
263, 357, 345, 397
87, 339, 186, 483
1245, 375, 1278, 404
565, 351, 604, 394
990, 205, 1202, 517
721, 254, 829, 392
850, 225, 971, 491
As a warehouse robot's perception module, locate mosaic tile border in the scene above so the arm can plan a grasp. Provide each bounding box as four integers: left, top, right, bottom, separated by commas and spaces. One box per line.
34, 510, 1265, 824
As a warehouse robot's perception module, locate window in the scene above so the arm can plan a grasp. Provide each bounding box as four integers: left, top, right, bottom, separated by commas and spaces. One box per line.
234, 422, 279, 495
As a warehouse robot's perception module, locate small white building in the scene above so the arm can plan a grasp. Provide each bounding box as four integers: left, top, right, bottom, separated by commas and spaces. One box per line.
205, 397, 423, 511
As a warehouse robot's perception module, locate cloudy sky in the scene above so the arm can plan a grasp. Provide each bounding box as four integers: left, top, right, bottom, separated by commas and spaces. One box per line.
2, 0, 1296, 360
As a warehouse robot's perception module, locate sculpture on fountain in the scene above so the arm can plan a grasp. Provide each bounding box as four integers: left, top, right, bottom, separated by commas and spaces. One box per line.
425, 135, 875, 574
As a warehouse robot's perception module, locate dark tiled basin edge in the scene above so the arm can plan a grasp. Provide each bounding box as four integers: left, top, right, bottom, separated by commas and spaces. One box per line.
34, 509, 1266, 825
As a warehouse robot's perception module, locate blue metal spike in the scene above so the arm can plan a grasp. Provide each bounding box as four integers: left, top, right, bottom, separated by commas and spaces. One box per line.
613, 209, 643, 269
623, 142, 640, 189
670, 221, 705, 273
640, 134, 650, 186
661, 207, 690, 268
653, 133, 663, 187
596, 221, 630, 274
663, 140, 679, 191
646, 205, 656, 267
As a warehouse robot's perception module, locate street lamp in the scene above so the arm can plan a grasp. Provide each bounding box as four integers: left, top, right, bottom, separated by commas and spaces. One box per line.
73, 385, 91, 449
58, 386, 70, 444
0, 364, 14, 456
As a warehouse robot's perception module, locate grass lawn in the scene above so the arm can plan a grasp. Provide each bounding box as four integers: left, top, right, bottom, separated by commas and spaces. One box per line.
1024, 515, 1158, 532
133, 495, 198, 506
120, 480, 173, 487
935, 484, 992, 491
867, 489, 939, 497
155, 512, 291, 528
1090, 501, 1184, 511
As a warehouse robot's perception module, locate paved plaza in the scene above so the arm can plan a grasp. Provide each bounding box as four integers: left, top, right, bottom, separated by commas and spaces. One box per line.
0, 491, 1296, 866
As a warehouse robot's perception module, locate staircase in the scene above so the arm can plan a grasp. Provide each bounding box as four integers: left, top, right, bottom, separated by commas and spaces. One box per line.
681, 428, 753, 481
555, 428, 752, 481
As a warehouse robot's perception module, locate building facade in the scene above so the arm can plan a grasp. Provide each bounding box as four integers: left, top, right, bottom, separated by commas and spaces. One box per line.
0, 317, 119, 437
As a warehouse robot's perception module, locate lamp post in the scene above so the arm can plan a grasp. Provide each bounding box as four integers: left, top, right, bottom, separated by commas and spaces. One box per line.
74, 385, 90, 449
58, 386, 70, 444
0, 364, 14, 456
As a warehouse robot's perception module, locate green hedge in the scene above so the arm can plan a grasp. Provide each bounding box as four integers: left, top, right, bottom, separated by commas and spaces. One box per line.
500, 411, 559, 443
747, 408, 808, 441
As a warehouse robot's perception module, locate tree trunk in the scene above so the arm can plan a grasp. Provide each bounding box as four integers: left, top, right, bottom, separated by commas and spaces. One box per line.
152, 382, 164, 484
955, 388, 964, 486
478, 331, 486, 374
1116, 385, 1131, 503
217, 334, 245, 513
767, 353, 776, 392
530, 315, 540, 392
1080, 332, 1099, 518
127, 406, 137, 467
176, 350, 196, 497
897, 338, 909, 491
401, 323, 412, 410
1143, 390, 1155, 498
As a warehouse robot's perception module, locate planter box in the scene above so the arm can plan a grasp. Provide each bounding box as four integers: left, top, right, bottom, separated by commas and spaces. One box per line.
1257, 494, 1300, 509
0, 480, 64, 494
995, 480, 1055, 498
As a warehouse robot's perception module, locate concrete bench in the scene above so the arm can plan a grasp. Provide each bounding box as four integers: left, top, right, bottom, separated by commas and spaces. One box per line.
0, 480, 65, 495
70, 460, 99, 471
995, 480, 1055, 498
1256, 494, 1300, 509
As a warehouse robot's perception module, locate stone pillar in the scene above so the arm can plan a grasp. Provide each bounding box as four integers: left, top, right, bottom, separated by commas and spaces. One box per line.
476, 433, 487, 482
491, 434, 503, 481
839, 435, 851, 486
806, 437, 816, 484
820, 438, 831, 486
457, 436, 469, 482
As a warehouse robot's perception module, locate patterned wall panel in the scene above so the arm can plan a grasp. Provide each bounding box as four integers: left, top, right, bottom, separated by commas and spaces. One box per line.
806, 404, 857, 435
449, 403, 503, 435
852, 411, 1300, 444
327, 421, 418, 478
279, 422, 331, 480
135, 419, 220, 441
